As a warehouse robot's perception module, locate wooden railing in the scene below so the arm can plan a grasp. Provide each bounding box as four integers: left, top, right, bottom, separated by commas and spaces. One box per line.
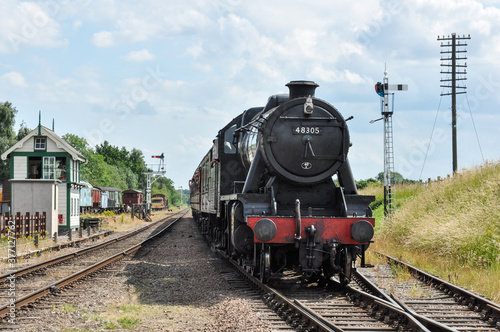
0, 212, 47, 238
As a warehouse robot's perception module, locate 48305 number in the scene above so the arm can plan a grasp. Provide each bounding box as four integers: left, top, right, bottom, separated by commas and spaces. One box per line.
292, 126, 322, 135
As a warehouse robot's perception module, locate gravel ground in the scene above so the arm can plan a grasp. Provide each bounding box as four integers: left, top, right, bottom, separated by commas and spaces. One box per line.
9, 212, 272, 331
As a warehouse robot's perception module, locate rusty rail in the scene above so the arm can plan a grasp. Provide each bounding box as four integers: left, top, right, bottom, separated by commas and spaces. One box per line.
0, 209, 188, 319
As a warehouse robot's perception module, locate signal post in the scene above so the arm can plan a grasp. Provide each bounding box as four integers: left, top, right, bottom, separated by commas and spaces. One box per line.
373, 69, 407, 216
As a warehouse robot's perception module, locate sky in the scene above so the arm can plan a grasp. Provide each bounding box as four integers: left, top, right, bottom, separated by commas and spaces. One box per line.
1, 0, 499, 189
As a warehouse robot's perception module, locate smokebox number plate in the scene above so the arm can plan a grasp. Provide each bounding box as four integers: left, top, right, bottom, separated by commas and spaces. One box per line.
292, 126, 323, 135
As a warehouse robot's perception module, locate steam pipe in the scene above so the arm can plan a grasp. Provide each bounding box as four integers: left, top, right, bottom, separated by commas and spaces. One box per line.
337, 158, 358, 195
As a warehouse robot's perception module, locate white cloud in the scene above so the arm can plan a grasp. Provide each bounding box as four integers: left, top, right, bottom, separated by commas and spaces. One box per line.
177, 134, 213, 155
1, 72, 28, 88
193, 62, 212, 73
0, 0, 65, 54
73, 20, 83, 30
84, 3, 212, 47
122, 49, 155, 62
186, 41, 203, 58
92, 31, 115, 47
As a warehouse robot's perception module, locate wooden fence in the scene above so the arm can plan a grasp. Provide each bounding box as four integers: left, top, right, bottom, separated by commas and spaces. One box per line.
0, 212, 47, 238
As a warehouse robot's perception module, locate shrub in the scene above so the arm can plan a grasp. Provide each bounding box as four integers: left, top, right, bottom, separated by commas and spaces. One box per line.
103, 211, 115, 217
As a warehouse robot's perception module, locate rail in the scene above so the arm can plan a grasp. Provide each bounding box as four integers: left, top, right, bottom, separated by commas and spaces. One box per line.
352, 269, 454, 332
374, 251, 500, 328
217, 249, 337, 332
0, 209, 188, 318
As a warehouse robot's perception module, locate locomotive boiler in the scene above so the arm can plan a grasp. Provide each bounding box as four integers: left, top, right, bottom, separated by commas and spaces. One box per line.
190, 81, 375, 285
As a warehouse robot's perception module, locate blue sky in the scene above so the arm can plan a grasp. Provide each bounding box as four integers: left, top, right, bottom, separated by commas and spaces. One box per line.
1, 0, 499, 188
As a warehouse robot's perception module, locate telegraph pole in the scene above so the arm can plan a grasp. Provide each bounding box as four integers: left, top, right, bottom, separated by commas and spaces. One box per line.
438, 33, 470, 174
372, 67, 407, 216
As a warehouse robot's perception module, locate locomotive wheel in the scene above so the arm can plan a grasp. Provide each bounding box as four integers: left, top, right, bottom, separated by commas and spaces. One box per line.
259, 245, 271, 283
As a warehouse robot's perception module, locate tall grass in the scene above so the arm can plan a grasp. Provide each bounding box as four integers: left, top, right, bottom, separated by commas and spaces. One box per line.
362, 161, 500, 302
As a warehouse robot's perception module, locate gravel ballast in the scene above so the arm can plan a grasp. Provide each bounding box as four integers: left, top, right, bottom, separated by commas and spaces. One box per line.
10, 212, 272, 331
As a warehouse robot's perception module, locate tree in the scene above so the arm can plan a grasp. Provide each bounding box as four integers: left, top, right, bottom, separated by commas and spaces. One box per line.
96, 141, 122, 166
128, 148, 147, 188
0, 102, 18, 180
62, 133, 91, 157
16, 120, 30, 141
375, 171, 416, 184
62, 134, 175, 196
356, 178, 377, 190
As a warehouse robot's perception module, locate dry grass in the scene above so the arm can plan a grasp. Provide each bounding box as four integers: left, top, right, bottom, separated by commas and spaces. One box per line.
0, 208, 177, 271
97, 208, 174, 233
363, 161, 500, 302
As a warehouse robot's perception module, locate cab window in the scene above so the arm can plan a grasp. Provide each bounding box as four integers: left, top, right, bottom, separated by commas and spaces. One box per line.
224, 124, 237, 154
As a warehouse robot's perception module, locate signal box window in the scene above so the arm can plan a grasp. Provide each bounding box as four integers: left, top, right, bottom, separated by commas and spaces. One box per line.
28, 156, 65, 180
34, 137, 46, 150
43, 156, 56, 179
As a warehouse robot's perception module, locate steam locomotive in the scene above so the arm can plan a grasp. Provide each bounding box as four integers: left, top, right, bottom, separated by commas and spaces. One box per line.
190, 81, 375, 285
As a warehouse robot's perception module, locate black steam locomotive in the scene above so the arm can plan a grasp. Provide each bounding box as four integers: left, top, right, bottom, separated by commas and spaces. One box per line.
190, 81, 375, 285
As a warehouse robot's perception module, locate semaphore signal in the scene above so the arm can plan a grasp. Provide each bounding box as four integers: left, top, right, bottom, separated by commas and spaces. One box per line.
372, 66, 408, 217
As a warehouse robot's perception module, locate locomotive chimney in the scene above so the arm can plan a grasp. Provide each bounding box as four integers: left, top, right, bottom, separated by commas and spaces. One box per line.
286, 80, 319, 99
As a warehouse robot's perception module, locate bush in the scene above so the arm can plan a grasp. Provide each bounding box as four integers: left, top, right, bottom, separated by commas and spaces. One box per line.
103, 211, 115, 217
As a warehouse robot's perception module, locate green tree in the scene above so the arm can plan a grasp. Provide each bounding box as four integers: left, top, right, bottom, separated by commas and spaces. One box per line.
62, 133, 91, 156
356, 178, 377, 190
375, 171, 416, 184
62, 134, 174, 195
0, 102, 18, 180
95, 141, 147, 189
129, 148, 147, 188
16, 120, 30, 141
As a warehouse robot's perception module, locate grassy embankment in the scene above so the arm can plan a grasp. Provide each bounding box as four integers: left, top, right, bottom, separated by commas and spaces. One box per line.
360, 161, 500, 302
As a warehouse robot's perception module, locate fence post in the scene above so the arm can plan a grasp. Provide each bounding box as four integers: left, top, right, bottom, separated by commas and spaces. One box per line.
69, 228, 73, 241
16, 212, 22, 238
4, 212, 11, 238
42, 212, 47, 236
79, 226, 83, 238
35, 233, 39, 248
54, 232, 58, 244
25, 212, 30, 237
131, 205, 135, 219
87, 227, 91, 237
35, 212, 39, 234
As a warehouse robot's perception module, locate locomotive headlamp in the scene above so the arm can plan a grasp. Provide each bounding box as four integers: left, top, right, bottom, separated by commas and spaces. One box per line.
304, 96, 314, 115
351, 220, 374, 243
254, 218, 277, 242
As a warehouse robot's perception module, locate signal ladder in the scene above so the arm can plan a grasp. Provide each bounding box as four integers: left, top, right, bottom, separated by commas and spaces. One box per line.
384, 114, 395, 216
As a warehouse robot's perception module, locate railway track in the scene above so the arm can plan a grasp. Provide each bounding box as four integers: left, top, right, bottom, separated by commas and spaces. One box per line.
0, 210, 188, 321
210, 258, 295, 331
215, 250, 426, 331
354, 252, 500, 331
215, 249, 500, 331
